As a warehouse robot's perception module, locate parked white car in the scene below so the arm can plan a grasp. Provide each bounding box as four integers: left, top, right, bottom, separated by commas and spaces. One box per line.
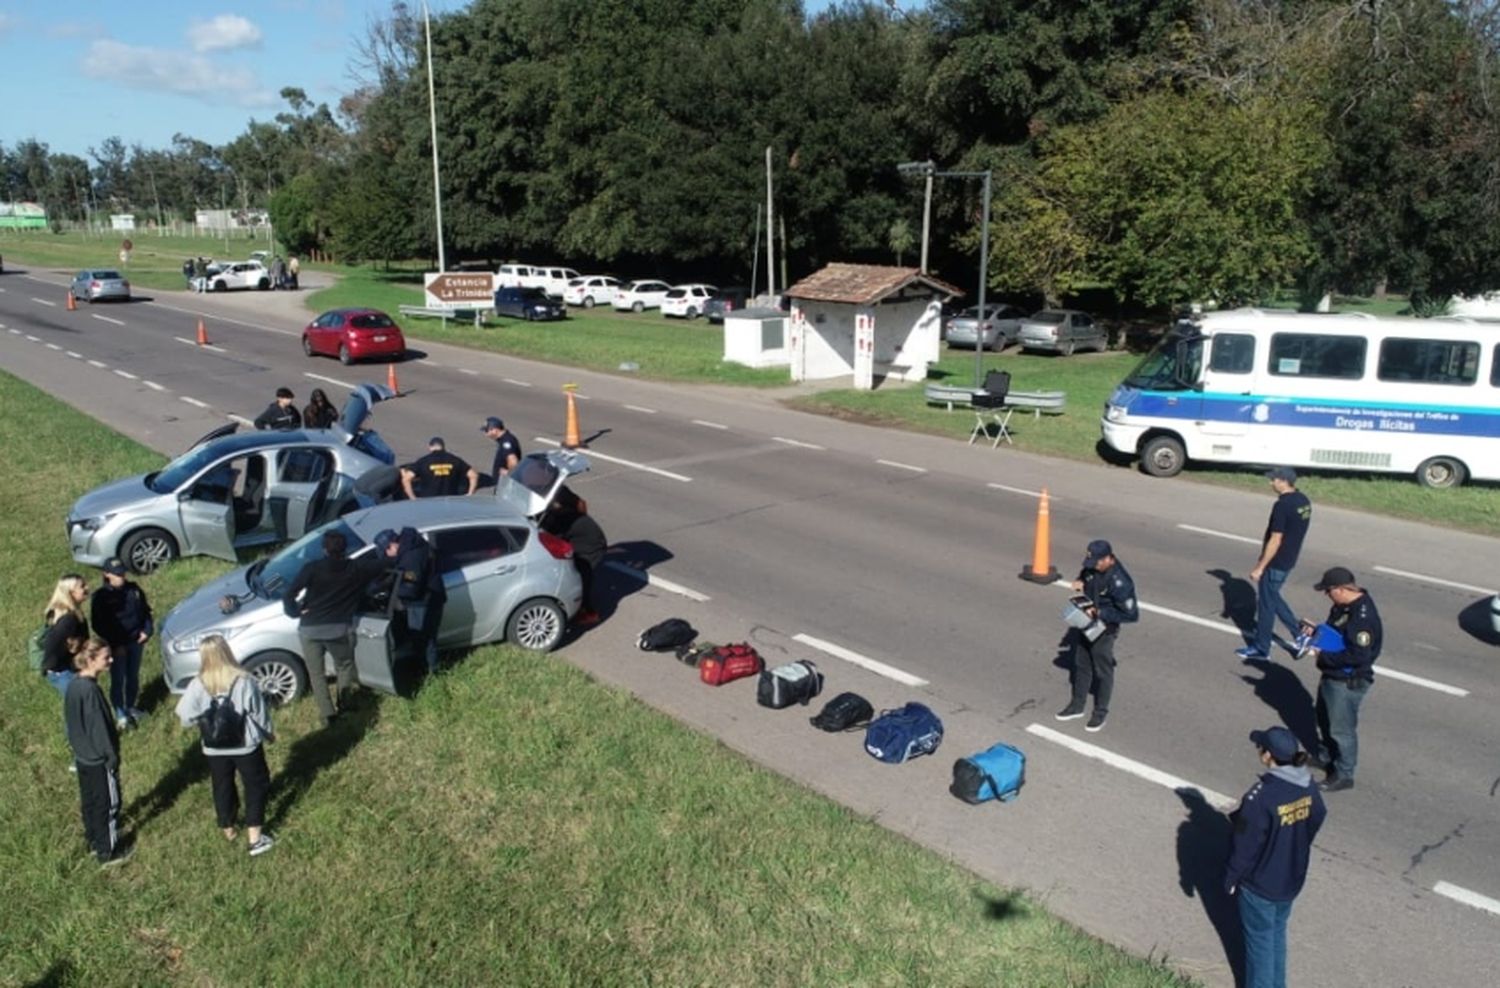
208, 261, 272, 292
562, 276, 621, 308
612, 280, 673, 312
528, 266, 581, 298
496, 263, 537, 289
660, 284, 718, 319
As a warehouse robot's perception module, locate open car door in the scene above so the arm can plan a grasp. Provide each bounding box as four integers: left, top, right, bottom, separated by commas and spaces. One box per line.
185, 422, 238, 451
177, 462, 238, 561
267, 447, 335, 540
334, 382, 398, 465
351, 614, 398, 695
495, 450, 591, 519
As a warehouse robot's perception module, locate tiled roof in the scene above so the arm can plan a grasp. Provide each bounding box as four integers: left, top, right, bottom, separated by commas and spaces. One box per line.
785, 263, 963, 305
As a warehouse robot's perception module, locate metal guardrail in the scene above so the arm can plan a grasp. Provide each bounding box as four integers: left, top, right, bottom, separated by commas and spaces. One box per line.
923, 384, 1067, 418
397, 304, 487, 325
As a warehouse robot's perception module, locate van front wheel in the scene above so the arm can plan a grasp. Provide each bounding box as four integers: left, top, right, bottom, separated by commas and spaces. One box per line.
1416, 456, 1467, 489
1140, 435, 1186, 478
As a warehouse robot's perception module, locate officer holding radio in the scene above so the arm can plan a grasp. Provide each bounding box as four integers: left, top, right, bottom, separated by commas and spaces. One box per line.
1299, 566, 1382, 793
1055, 539, 1139, 733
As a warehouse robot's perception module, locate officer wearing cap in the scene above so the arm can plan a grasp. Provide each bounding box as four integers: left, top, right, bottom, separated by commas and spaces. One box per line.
1300, 566, 1381, 792
1055, 539, 1139, 732
1237, 466, 1313, 661
90, 557, 153, 729
1225, 725, 1326, 988
375, 528, 446, 674
400, 437, 479, 499
481, 416, 522, 483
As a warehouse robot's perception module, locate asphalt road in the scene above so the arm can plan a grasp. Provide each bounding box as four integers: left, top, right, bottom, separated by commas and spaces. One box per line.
2, 268, 1497, 987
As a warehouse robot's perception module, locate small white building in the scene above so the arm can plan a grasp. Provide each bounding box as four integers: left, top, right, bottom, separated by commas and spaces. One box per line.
723, 307, 791, 368
784, 264, 960, 389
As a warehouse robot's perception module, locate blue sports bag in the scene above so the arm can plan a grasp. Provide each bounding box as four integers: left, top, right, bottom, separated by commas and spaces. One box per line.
950, 742, 1026, 804
864, 702, 944, 764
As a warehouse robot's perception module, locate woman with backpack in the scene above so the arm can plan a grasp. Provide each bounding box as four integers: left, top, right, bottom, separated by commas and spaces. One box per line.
174, 636, 277, 856
41, 575, 91, 697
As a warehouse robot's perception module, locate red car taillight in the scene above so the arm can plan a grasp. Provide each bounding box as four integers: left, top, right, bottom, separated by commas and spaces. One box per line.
538, 531, 574, 560
90, 281, 102, 290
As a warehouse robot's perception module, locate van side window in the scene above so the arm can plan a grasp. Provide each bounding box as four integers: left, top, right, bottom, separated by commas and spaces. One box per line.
1268, 333, 1366, 380
1209, 334, 1255, 374
1377, 337, 1480, 385
1492, 344, 1500, 387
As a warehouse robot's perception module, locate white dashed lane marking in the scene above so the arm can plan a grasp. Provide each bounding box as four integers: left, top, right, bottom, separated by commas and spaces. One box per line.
987, 482, 1045, 498
113, 369, 137, 380
1026, 724, 1236, 812
502, 378, 533, 388
772, 437, 824, 450
876, 459, 926, 473
1373, 565, 1496, 597
692, 420, 729, 430
1177, 523, 1260, 545
459, 368, 479, 376
603, 561, 711, 602
229, 414, 255, 427
532, 437, 692, 482
30, 297, 56, 307
143, 381, 165, 392
87, 359, 107, 368
66, 351, 82, 359
304, 371, 357, 391
45, 343, 61, 351
91, 314, 126, 326
179, 396, 211, 409
623, 404, 657, 414
1432, 881, 1500, 918
792, 633, 928, 687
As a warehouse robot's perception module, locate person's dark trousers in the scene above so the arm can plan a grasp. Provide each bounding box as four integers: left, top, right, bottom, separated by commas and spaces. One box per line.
299, 632, 356, 722
575, 558, 596, 611
1252, 567, 1298, 654
1238, 886, 1293, 988
404, 600, 444, 673
1068, 632, 1117, 716
76, 761, 122, 861
208, 748, 271, 829
109, 641, 144, 716
1316, 676, 1371, 780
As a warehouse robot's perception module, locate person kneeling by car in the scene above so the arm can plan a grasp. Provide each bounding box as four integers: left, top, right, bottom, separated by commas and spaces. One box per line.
375, 527, 446, 675
541, 487, 607, 627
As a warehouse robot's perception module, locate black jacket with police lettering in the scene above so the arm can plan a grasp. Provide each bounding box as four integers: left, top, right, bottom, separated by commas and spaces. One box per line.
1316, 590, 1382, 681
391, 528, 445, 603
253, 401, 302, 431
1225, 765, 1326, 900
1077, 561, 1139, 630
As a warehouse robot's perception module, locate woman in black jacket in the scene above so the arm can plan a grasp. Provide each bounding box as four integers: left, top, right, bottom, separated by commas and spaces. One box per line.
303, 388, 337, 430
42, 574, 91, 696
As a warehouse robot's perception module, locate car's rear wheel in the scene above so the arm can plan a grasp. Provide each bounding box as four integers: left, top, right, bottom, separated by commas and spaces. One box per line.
242, 651, 308, 706
256, 278, 270, 290
1060, 341, 1076, 356
120, 527, 178, 574
301, 336, 315, 357
1416, 456, 1467, 489
338, 344, 352, 365
583, 296, 595, 308
506, 597, 566, 652
213, 280, 227, 292
632, 301, 643, 313
686, 306, 700, 320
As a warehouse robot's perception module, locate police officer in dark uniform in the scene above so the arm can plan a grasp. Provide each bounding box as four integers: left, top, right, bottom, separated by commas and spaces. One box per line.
481, 416, 522, 483
541, 487, 607, 627
1055, 539, 1139, 733
399, 437, 479, 499
253, 387, 302, 431
1300, 566, 1381, 793
375, 527, 446, 674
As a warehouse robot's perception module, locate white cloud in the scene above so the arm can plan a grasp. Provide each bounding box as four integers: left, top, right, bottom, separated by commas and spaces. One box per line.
186, 14, 263, 53
81, 40, 278, 109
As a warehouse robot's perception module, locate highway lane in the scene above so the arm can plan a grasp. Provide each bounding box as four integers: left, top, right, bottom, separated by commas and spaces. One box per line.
3, 271, 1499, 985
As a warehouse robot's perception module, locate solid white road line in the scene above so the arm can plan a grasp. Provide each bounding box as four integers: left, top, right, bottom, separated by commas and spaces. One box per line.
502, 378, 533, 388
179, 396, 211, 409
792, 633, 929, 687
87, 359, 107, 368
30, 297, 56, 307
25, 334, 40, 341
66, 351, 82, 359
173, 336, 227, 353
91, 314, 125, 326
1373, 565, 1496, 597
623, 404, 657, 414
143, 380, 165, 392
1026, 724, 1237, 812
459, 368, 479, 376
1432, 881, 1500, 918
876, 459, 927, 474
986, 482, 1045, 498
772, 436, 825, 450
6, 327, 18, 334
113, 369, 137, 380
532, 437, 692, 482
1372, 666, 1469, 697
602, 560, 711, 601
45, 343, 61, 351
304, 371, 357, 390
1177, 523, 1261, 545
692, 419, 729, 430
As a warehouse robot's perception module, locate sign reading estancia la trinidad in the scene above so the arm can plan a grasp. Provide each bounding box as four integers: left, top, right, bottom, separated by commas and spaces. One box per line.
423, 271, 495, 310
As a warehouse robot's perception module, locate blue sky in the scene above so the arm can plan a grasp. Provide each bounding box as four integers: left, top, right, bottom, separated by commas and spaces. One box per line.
1, 1, 856, 162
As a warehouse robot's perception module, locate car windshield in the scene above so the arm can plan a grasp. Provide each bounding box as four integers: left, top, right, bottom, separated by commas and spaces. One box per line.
148, 443, 224, 493
1123, 332, 1204, 391
250, 520, 366, 598
1030, 311, 1066, 324
519, 288, 548, 301
349, 313, 396, 330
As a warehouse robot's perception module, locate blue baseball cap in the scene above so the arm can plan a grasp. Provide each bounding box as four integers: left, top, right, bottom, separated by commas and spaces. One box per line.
1083, 539, 1113, 568
481, 416, 504, 432
1249, 726, 1299, 763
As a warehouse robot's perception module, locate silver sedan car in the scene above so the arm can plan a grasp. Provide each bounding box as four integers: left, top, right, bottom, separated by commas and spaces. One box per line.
70, 268, 131, 303
157, 450, 589, 704
945, 303, 1026, 350
67, 384, 398, 573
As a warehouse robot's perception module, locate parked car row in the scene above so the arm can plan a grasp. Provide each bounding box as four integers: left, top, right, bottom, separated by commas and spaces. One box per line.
496, 264, 580, 299
945, 305, 1106, 356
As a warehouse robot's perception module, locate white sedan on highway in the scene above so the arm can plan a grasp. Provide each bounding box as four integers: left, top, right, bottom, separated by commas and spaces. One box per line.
612, 280, 673, 313
208, 261, 272, 292
562, 275, 621, 308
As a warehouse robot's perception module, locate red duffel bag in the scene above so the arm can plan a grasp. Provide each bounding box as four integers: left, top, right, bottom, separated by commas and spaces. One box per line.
698, 643, 764, 686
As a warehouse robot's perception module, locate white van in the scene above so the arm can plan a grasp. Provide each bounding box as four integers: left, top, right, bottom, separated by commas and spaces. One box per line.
496, 263, 537, 289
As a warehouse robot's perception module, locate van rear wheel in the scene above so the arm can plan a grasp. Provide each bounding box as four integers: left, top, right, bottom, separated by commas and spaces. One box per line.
1140, 435, 1186, 478
1416, 456, 1467, 489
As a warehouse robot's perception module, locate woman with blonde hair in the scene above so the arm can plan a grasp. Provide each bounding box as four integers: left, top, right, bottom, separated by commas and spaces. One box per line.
41, 574, 91, 696
175, 635, 277, 856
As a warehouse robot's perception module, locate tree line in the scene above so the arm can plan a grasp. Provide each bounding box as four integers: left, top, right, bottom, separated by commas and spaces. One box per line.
5, 0, 1499, 311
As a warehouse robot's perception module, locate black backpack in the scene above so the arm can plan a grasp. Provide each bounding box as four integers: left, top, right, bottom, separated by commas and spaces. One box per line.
809, 692, 874, 732
198, 694, 247, 749
637, 618, 697, 652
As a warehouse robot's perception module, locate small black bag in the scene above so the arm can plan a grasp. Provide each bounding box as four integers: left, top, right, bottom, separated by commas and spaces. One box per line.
637, 618, 697, 652
198, 694, 247, 749
809, 692, 874, 732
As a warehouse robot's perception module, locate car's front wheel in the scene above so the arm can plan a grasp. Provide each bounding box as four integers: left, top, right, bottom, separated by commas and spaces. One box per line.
242, 651, 308, 705
119, 527, 178, 574
1140, 435, 1187, 478
632, 301, 644, 313
302, 336, 315, 357
582, 296, 595, 309
686, 306, 699, 320
256, 278, 270, 290
213, 280, 227, 292
506, 597, 566, 652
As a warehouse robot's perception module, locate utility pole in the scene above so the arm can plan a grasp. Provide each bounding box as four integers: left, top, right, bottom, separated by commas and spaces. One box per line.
424, 1, 447, 273
920, 169, 933, 272
765, 146, 775, 299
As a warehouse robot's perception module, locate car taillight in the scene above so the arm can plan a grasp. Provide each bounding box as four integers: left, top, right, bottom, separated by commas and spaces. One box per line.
90, 281, 102, 289
538, 531, 574, 560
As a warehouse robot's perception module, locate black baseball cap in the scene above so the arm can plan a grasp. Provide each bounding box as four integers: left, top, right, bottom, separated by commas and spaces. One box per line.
1083, 539, 1113, 568
481, 416, 504, 432
1265, 466, 1297, 484
102, 557, 128, 576
1313, 566, 1357, 591
1249, 726, 1299, 763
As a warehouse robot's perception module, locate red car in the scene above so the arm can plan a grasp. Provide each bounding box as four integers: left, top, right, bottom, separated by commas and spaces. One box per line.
302, 308, 407, 364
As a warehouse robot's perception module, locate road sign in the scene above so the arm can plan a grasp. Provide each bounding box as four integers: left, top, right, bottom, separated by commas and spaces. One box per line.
423, 271, 495, 310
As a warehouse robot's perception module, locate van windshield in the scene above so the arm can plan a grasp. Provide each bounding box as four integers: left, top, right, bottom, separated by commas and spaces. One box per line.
1123, 332, 1204, 391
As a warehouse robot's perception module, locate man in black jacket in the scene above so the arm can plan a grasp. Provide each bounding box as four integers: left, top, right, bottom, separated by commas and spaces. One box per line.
376, 527, 446, 673
1055, 539, 1139, 733
91, 557, 153, 729
1300, 566, 1382, 793
65, 639, 131, 866
253, 387, 302, 431
542, 487, 607, 626
284, 530, 389, 724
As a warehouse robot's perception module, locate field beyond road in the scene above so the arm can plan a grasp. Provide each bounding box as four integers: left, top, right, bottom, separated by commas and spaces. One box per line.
0, 370, 1195, 986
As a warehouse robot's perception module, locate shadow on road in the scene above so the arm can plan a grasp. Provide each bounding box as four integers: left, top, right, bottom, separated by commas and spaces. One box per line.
1206, 568, 1256, 637
1175, 787, 1245, 988
1238, 657, 1318, 755
1457, 595, 1499, 646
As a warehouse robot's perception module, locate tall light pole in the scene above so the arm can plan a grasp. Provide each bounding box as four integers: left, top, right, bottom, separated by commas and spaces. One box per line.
424, 1, 447, 273
898, 161, 993, 388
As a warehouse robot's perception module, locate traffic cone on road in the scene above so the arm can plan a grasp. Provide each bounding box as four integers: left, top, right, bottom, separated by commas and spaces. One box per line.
66, 292, 77, 312
562, 383, 583, 449
387, 361, 400, 394
1019, 488, 1062, 584
195, 317, 210, 346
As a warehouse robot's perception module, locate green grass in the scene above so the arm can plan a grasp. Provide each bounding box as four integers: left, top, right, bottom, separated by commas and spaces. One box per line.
0, 229, 280, 292
0, 370, 1196, 987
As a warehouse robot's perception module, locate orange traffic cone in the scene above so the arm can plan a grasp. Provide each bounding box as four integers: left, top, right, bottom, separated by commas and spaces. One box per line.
1019, 488, 1061, 584
66, 292, 77, 311
196, 317, 210, 346
562, 383, 583, 449
387, 362, 400, 394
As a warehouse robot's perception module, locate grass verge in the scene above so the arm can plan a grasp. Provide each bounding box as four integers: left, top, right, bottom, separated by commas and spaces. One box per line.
0, 229, 279, 293
0, 369, 1195, 986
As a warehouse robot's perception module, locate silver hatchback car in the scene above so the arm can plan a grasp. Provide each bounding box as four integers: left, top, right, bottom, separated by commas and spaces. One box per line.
67, 384, 398, 574
1016, 309, 1107, 355
70, 268, 131, 303
157, 450, 589, 704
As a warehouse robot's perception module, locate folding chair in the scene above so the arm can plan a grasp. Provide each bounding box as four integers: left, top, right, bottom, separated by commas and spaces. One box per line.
968, 369, 1014, 448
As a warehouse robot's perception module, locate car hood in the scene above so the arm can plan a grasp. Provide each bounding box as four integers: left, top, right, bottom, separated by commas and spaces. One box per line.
71, 474, 155, 520
160, 567, 272, 643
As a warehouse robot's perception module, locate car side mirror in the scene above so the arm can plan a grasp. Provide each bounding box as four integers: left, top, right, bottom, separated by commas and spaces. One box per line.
177, 489, 195, 503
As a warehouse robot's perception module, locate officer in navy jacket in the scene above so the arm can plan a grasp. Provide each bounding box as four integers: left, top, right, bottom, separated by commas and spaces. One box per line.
376, 527, 446, 674
1054, 539, 1138, 732
1226, 725, 1327, 988
1299, 566, 1382, 792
